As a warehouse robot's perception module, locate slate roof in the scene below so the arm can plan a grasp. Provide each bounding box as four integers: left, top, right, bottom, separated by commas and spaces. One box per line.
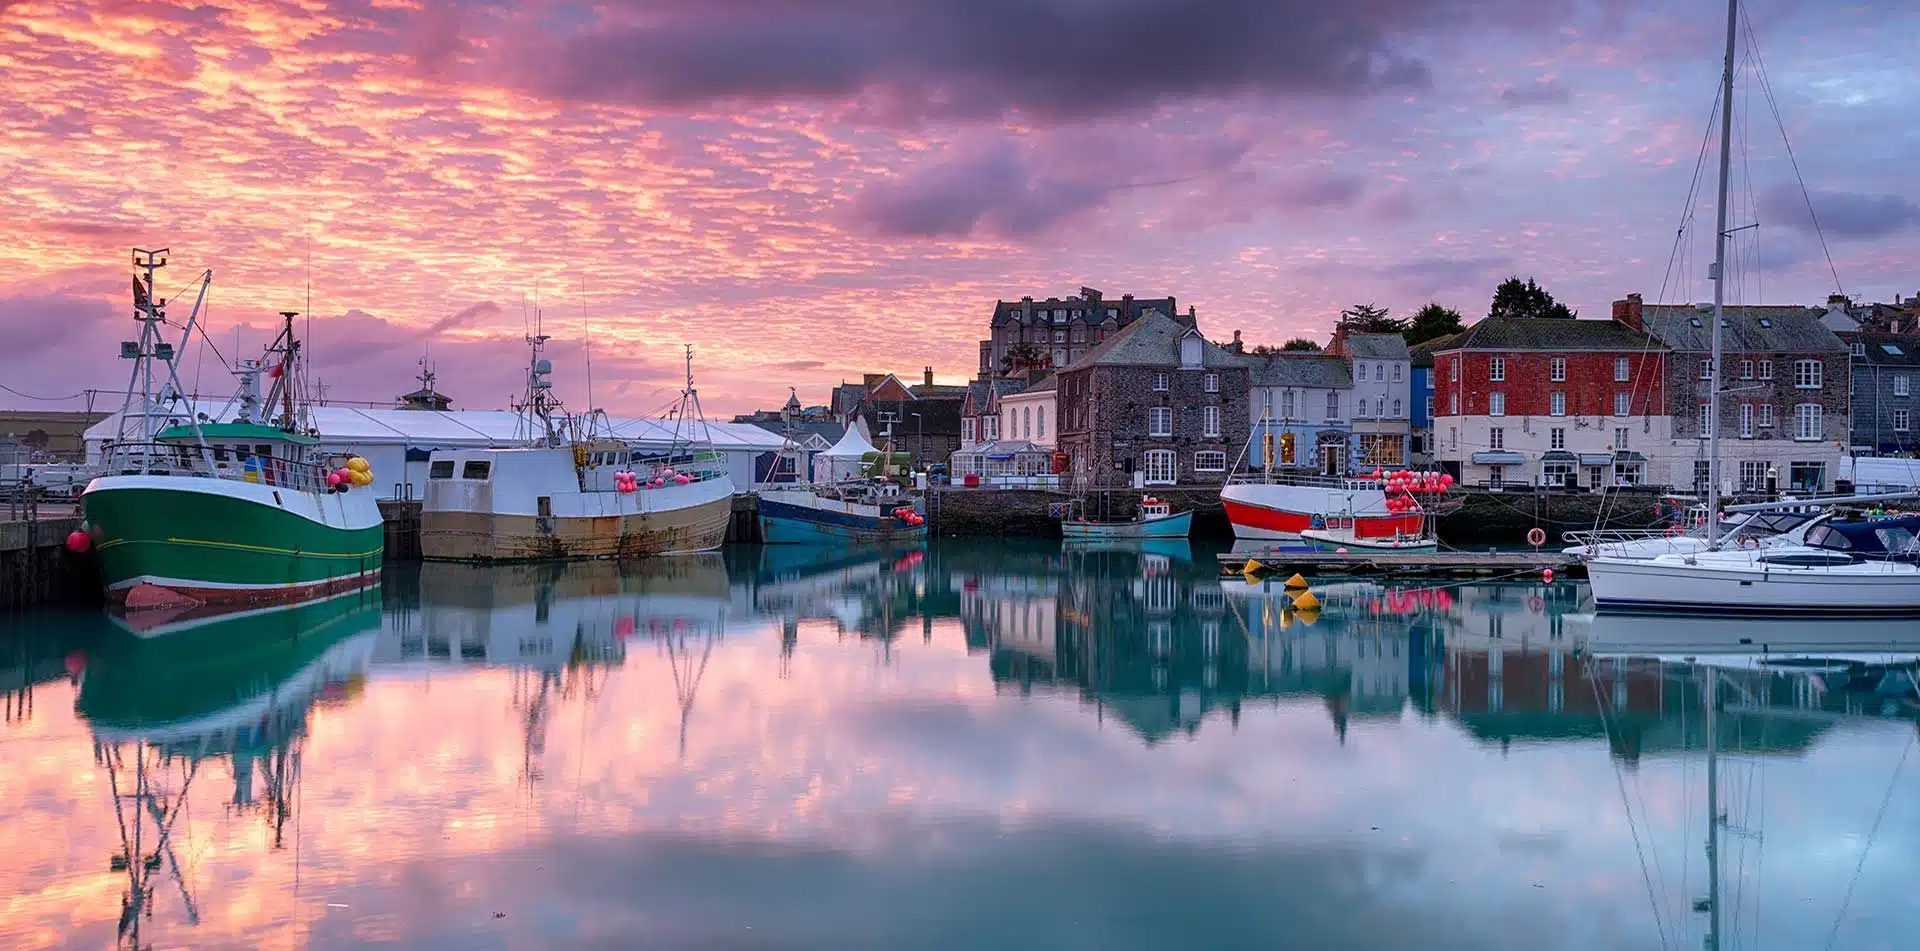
1435, 316, 1661, 352
1841, 332, 1920, 367
1638, 304, 1845, 353
748, 419, 847, 444
990, 292, 1177, 327
1344, 333, 1410, 361
1011, 374, 1057, 394
1408, 332, 1463, 368
909, 383, 970, 399
1238, 353, 1353, 388
1064, 311, 1240, 370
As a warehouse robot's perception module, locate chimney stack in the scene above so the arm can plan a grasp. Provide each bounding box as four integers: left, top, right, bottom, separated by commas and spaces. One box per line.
924, 366, 934, 387
1229, 329, 1244, 353
1612, 293, 1645, 332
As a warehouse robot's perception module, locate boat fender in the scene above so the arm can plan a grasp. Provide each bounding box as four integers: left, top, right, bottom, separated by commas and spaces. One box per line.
1526, 527, 1547, 547
1739, 535, 1759, 549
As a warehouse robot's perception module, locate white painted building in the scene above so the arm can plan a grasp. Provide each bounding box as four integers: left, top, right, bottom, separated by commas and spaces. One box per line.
998, 377, 1057, 449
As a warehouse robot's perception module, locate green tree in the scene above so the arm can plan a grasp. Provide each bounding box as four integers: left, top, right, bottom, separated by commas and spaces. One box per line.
1406, 302, 1466, 344
1281, 337, 1321, 351
1489, 277, 1576, 320
1339, 302, 1409, 334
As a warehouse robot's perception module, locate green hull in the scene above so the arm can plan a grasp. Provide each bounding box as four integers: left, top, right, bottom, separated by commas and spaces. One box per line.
76, 588, 383, 736
83, 479, 384, 604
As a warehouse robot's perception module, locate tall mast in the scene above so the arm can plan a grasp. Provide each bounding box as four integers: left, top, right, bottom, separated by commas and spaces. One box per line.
1705, 0, 1738, 547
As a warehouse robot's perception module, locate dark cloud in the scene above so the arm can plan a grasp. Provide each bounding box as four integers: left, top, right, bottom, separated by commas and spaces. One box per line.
0, 293, 117, 362
1499, 76, 1571, 107
847, 148, 1107, 238
417, 300, 502, 337
1760, 185, 1920, 240
504, 0, 1597, 123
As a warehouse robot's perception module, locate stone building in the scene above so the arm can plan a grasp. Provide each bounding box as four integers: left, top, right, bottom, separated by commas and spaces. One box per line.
1055, 311, 1249, 488
1836, 331, 1919, 455
1623, 294, 1852, 493
978, 286, 1181, 378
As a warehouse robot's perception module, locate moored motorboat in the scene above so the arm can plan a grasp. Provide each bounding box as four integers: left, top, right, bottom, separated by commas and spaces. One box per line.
1061, 495, 1193, 540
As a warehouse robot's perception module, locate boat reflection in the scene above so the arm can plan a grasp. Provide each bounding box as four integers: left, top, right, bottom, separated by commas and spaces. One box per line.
73, 590, 381, 949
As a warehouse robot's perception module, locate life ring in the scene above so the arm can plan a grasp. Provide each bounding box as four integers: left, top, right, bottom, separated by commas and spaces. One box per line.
1527, 595, 1544, 613
1526, 527, 1547, 547
1739, 535, 1759, 549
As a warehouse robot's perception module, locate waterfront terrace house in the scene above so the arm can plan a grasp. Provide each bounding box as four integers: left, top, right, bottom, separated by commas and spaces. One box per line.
960, 379, 1027, 449
1327, 331, 1412, 467
1055, 311, 1249, 488
1241, 353, 1352, 475
1835, 331, 1920, 455
1432, 310, 1668, 488
1000, 375, 1058, 449
979, 286, 1182, 378
1623, 293, 1851, 493
840, 369, 965, 466
1408, 334, 1461, 466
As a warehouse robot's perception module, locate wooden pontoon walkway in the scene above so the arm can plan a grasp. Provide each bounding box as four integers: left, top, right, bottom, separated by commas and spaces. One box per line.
1220, 548, 1582, 579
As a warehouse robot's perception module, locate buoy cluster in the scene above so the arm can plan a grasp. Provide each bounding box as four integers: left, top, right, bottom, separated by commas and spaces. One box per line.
325, 456, 373, 493
891, 506, 925, 527
1371, 468, 1452, 516
615, 467, 692, 492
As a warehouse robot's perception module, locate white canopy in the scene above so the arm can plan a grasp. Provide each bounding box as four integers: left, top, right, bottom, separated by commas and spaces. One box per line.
812, 426, 878, 483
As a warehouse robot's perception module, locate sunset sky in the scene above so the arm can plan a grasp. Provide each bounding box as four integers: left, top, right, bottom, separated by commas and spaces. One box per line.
2, 0, 1916, 417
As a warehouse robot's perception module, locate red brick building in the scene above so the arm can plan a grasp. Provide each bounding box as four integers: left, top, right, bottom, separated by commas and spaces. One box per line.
1432, 315, 1669, 487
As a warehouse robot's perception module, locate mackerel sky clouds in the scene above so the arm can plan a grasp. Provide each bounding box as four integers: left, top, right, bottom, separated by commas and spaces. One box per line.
1, 0, 1916, 414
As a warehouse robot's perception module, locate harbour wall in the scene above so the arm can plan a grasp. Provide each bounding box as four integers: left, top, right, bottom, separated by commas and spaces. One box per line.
1, 517, 99, 611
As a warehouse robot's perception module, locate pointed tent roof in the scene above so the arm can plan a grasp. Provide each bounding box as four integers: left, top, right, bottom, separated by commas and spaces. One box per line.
820, 425, 878, 458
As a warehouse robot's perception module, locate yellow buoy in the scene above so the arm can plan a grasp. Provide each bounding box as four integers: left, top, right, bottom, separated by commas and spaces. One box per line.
346, 456, 371, 474
1244, 558, 1266, 575
1293, 607, 1320, 626
1291, 590, 1321, 611
1283, 573, 1309, 590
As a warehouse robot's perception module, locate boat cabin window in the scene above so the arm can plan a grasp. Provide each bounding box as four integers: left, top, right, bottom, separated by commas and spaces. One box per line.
1804, 526, 1850, 550
461, 460, 492, 480
255, 443, 274, 459
1875, 526, 1915, 553
211, 446, 230, 462
430, 460, 455, 479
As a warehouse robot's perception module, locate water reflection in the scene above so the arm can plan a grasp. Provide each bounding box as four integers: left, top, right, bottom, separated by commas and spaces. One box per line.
2, 543, 1918, 950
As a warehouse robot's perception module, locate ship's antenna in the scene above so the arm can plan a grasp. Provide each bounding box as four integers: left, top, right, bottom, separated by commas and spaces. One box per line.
581, 276, 594, 415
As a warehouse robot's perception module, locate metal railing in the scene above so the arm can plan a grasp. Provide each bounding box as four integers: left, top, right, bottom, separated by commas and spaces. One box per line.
101, 443, 337, 494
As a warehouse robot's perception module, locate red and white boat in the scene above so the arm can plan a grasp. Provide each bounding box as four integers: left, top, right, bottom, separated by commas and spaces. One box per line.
1221, 469, 1454, 544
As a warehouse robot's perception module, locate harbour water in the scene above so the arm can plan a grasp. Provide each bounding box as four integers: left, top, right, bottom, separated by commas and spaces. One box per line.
3, 540, 1918, 950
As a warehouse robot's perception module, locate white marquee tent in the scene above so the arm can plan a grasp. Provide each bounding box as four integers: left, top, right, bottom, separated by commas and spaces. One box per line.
84, 405, 784, 499
811, 426, 877, 483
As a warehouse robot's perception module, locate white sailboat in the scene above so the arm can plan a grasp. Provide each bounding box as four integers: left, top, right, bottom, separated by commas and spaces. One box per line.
1585, 0, 1920, 616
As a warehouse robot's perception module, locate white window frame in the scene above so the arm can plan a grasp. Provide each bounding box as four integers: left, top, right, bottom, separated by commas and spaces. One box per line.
1449, 392, 1459, 415
1325, 391, 1339, 419
1758, 359, 1773, 381
1489, 357, 1506, 382
1392, 364, 1403, 383
1549, 392, 1566, 417
1489, 392, 1506, 416
1488, 427, 1505, 450
1613, 392, 1629, 417
1699, 403, 1712, 438
1391, 399, 1402, 418
1851, 341, 1867, 357
1143, 449, 1177, 485
1549, 427, 1566, 450
1758, 403, 1774, 428
1203, 373, 1219, 393
1895, 409, 1911, 433
1794, 403, 1822, 441
1203, 405, 1221, 437
1148, 406, 1173, 437
1613, 427, 1629, 450
1152, 372, 1169, 392
1451, 358, 1460, 382
1549, 357, 1566, 382
962, 418, 976, 443
1739, 359, 1753, 380
1281, 390, 1296, 419
1613, 357, 1629, 382
1739, 403, 1753, 438
1794, 359, 1823, 389
1896, 375, 1911, 397
1699, 358, 1714, 380
1193, 450, 1227, 472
